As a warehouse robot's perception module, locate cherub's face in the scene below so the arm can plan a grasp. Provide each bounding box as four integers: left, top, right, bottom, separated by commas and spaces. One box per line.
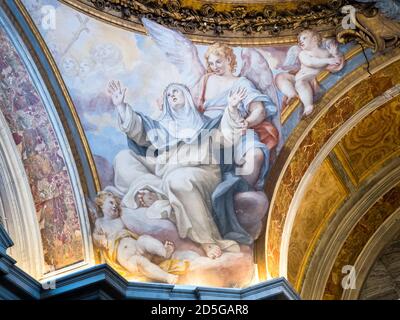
79, 59, 93, 76
62, 57, 79, 76
92, 43, 121, 66
207, 53, 231, 76
101, 195, 120, 219
298, 32, 317, 50
166, 87, 185, 110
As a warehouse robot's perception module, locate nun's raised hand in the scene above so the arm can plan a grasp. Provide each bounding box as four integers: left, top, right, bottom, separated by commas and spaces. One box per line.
107, 80, 127, 108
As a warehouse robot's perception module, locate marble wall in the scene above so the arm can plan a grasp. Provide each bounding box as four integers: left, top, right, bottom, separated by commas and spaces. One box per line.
0, 25, 84, 273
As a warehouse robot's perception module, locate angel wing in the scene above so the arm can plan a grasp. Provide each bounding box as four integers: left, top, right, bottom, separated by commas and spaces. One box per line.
239, 48, 279, 107
239, 48, 283, 151
141, 18, 206, 89
280, 45, 301, 72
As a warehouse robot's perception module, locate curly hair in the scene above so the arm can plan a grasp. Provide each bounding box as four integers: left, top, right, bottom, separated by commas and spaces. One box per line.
95, 191, 121, 218
297, 29, 321, 45
205, 42, 237, 73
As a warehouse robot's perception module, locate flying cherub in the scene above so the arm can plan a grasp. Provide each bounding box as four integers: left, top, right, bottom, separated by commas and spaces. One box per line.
275, 29, 345, 117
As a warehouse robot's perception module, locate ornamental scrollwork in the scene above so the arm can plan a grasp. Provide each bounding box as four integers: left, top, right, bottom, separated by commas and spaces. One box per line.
337, 2, 400, 52
79, 0, 349, 36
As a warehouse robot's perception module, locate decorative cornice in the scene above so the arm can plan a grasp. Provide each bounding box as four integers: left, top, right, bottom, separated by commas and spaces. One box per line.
0, 225, 41, 299
0, 224, 13, 254
342, 207, 400, 300
0, 215, 300, 300
58, 1, 400, 48
324, 183, 400, 299
292, 92, 400, 295
39, 264, 300, 300
337, 6, 400, 52
60, 0, 350, 45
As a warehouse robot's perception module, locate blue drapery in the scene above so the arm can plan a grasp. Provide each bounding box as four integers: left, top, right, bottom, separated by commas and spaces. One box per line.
126, 112, 269, 245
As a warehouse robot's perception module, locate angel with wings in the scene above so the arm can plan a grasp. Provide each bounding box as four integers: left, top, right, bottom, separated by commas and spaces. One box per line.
275, 29, 345, 116
142, 18, 279, 191
105, 18, 282, 249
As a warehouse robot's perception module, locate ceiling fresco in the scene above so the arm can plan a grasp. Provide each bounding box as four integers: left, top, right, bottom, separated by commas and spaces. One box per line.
17, 0, 361, 287
0, 0, 398, 296
0, 24, 85, 273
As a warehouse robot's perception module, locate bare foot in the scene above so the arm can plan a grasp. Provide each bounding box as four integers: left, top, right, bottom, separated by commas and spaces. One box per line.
167, 274, 178, 285
202, 244, 222, 259
303, 105, 314, 117
164, 241, 175, 259
135, 189, 158, 207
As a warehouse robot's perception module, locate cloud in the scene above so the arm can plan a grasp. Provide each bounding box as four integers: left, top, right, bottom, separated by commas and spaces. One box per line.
82, 112, 116, 135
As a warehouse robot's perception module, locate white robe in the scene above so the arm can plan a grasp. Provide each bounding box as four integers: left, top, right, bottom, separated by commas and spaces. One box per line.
113, 104, 244, 252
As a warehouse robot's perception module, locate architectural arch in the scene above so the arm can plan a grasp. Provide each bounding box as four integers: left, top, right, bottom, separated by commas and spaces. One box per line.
0, 110, 44, 279
0, 0, 399, 298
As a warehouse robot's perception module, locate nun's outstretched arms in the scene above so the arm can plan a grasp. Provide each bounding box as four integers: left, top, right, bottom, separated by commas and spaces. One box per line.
108, 80, 128, 118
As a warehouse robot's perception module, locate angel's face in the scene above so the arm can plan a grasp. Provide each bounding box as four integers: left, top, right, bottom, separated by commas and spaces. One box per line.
101, 195, 119, 219
62, 57, 79, 76
207, 53, 231, 76
167, 87, 185, 110
79, 59, 94, 77
298, 32, 317, 50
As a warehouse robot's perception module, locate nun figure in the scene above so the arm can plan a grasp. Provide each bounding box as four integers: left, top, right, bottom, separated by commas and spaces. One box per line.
108, 81, 248, 259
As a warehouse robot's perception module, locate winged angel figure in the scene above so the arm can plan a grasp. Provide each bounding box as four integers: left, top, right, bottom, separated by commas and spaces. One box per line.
142, 18, 281, 184
118, 18, 283, 245
275, 29, 345, 116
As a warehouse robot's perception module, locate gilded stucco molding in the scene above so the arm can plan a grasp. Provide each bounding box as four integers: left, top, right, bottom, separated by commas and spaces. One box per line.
263, 51, 400, 280
341, 207, 400, 300
58, 1, 400, 48
279, 89, 400, 286
300, 157, 400, 299
323, 182, 400, 299
337, 6, 400, 53
59, 0, 349, 45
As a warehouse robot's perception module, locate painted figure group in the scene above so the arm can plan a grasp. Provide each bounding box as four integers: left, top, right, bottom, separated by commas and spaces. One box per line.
90, 21, 344, 285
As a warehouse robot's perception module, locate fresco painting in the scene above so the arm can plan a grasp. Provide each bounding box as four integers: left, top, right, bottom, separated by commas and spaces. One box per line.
0, 25, 83, 272
22, 0, 348, 286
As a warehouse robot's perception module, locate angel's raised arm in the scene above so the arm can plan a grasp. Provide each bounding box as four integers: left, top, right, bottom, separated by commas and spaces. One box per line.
142, 18, 205, 89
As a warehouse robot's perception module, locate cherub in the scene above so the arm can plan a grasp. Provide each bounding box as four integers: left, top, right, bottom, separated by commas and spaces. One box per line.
91, 191, 179, 284
275, 29, 345, 116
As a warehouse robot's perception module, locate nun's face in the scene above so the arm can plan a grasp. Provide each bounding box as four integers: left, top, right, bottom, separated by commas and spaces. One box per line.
166, 87, 185, 110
